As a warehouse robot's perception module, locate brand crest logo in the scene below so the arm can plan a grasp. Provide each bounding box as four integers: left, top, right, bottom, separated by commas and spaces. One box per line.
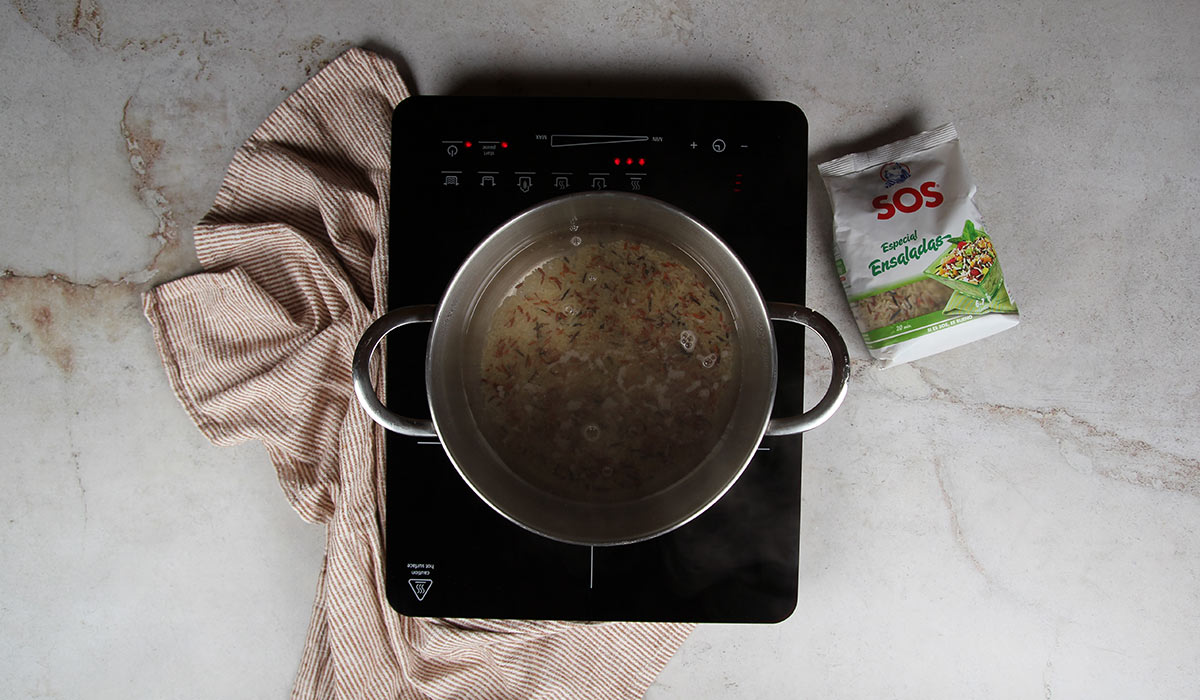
879, 162, 911, 187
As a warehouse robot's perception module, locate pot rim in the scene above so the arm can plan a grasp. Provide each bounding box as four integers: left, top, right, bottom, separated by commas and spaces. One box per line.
424, 191, 779, 546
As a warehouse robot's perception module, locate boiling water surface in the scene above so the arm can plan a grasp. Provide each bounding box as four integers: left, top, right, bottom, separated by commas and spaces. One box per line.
471, 230, 742, 503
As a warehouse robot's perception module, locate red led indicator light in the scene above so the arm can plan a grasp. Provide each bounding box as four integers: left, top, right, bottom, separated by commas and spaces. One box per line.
638, 158, 646, 166
614, 157, 621, 165
501, 141, 508, 148
625, 157, 633, 165
464, 141, 472, 148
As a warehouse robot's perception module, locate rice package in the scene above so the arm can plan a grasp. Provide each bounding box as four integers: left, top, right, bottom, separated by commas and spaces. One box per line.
818, 123, 1018, 367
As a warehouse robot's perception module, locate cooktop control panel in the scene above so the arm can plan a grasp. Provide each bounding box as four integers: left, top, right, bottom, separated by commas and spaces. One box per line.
433, 130, 751, 198
392, 98, 808, 312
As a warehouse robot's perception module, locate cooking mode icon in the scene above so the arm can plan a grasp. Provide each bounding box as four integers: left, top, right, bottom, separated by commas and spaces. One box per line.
517, 175, 532, 193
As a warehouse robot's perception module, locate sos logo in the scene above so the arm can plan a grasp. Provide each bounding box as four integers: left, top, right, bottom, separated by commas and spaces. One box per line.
872, 181, 944, 220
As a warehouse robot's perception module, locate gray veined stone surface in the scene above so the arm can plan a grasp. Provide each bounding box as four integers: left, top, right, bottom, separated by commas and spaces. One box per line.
2, 0, 1197, 697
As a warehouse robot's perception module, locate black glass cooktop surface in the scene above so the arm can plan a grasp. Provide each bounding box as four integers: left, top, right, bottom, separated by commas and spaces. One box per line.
386, 96, 808, 623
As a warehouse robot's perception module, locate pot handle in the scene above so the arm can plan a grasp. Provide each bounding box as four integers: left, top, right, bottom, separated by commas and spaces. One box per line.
352, 304, 439, 438
764, 303, 850, 436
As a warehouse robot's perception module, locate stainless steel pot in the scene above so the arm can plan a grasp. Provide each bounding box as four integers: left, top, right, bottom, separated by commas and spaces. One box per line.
353, 192, 849, 546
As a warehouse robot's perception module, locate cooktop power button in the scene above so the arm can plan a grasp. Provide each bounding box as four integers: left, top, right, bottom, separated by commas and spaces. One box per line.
712, 139, 727, 152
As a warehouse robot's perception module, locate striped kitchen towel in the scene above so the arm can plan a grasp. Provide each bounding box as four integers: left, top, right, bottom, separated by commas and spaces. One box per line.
142, 47, 692, 699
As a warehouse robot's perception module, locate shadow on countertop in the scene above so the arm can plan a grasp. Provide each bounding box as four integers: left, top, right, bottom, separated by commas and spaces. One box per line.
358, 40, 760, 101
441, 72, 759, 101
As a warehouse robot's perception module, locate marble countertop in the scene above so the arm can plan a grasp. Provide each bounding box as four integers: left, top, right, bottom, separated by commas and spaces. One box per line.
3, 1, 1197, 697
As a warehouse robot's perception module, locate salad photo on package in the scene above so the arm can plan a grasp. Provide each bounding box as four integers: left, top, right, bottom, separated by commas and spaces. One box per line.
923, 219, 1018, 316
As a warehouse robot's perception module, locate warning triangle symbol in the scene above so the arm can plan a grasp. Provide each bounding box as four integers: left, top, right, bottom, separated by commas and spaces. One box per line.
408, 578, 433, 601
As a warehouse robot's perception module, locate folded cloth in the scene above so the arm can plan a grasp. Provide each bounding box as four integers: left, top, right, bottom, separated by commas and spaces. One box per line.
143, 47, 693, 700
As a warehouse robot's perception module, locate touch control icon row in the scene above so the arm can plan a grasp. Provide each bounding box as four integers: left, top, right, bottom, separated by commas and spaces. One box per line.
440, 171, 645, 192
687, 139, 730, 152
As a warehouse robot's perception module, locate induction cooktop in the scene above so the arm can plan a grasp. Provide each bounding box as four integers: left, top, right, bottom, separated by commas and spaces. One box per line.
386, 96, 808, 623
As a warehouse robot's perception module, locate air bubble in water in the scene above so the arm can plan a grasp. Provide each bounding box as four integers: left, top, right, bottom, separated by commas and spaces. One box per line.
564, 304, 579, 316
701, 353, 718, 368
570, 235, 582, 246
586, 272, 597, 282
583, 424, 601, 441
679, 330, 697, 353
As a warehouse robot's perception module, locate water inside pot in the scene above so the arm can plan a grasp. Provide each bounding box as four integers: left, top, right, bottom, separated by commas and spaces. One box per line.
466, 224, 743, 504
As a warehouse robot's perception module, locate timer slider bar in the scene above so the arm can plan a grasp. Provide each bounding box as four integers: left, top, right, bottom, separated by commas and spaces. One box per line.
551, 135, 649, 148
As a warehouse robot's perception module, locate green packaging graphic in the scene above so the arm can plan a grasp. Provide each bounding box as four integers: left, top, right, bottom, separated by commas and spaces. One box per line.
922, 219, 1006, 302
